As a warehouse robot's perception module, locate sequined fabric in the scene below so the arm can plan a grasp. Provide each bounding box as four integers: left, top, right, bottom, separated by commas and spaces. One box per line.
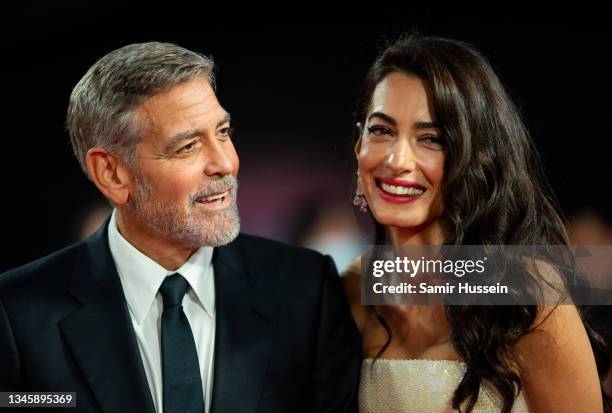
359, 358, 529, 413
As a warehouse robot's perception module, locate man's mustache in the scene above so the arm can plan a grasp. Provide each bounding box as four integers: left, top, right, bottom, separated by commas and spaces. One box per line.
189, 175, 238, 204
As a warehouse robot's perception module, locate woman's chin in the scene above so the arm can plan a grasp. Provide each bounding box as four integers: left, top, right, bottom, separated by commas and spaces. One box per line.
372, 214, 426, 230
372, 211, 445, 241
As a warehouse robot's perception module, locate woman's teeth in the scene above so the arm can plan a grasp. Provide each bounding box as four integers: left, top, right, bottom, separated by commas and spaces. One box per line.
380, 182, 425, 196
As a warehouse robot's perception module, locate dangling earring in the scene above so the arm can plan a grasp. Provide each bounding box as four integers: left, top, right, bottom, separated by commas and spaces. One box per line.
353, 171, 369, 213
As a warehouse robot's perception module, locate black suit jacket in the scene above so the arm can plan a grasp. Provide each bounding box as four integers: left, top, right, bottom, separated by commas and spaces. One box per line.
0, 223, 362, 412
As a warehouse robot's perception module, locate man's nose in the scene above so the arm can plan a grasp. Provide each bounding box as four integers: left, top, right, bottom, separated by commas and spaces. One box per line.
385, 137, 417, 174
204, 139, 235, 177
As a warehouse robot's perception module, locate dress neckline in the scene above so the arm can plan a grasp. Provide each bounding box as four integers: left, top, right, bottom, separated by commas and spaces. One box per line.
362, 357, 465, 365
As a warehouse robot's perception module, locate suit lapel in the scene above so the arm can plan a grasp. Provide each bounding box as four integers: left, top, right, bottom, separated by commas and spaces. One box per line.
59, 223, 156, 413
210, 237, 279, 413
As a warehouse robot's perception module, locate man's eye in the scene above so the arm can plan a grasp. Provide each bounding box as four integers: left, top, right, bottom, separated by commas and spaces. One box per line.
219, 126, 235, 138
178, 142, 197, 153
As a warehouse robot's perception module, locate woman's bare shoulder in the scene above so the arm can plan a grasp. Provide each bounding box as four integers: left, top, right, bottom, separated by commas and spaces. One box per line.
516, 304, 602, 412
341, 256, 367, 333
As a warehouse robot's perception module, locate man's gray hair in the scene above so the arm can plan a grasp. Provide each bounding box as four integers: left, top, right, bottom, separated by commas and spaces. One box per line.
67, 42, 215, 175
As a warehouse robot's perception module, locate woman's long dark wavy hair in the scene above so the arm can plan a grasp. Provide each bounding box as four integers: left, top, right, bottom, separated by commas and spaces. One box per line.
355, 34, 611, 413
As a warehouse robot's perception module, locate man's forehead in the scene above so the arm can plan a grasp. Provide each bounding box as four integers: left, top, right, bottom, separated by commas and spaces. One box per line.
141, 77, 218, 111
137, 78, 228, 136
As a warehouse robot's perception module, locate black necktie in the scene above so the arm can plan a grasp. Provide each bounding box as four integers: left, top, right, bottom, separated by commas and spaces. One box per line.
159, 273, 205, 413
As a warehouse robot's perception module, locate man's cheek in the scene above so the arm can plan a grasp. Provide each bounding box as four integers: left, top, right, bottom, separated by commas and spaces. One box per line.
231, 152, 240, 176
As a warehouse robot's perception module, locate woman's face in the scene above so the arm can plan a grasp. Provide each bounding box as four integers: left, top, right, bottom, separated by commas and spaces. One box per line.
356, 72, 445, 232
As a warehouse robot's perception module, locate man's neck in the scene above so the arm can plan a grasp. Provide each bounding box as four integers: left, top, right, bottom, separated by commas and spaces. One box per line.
115, 209, 196, 271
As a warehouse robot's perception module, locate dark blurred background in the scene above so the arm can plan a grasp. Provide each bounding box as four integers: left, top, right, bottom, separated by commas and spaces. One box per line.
1, 6, 611, 273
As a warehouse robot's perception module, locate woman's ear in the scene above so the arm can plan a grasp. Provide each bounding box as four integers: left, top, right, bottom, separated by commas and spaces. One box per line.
354, 122, 363, 158
85, 148, 132, 206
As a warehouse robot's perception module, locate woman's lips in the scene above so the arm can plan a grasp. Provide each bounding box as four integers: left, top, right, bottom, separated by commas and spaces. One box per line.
375, 178, 426, 204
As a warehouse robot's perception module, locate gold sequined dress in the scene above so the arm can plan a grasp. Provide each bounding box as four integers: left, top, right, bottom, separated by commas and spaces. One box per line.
359, 358, 530, 413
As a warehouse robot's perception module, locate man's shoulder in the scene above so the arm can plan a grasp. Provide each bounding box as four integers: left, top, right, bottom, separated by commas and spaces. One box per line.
232, 234, 340, 303
234, 233, 329, 267
0, 241, 85, 291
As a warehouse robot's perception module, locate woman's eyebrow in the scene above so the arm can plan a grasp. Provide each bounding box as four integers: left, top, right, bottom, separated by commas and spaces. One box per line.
367, 111, 396, 125
414, 121, 440, 129
368, 112, 440, 130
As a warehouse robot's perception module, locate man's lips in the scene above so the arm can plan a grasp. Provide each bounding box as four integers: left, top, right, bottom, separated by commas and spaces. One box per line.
375, 177, 426, 203
196, 191, 228, 203
194, 189, 233, 209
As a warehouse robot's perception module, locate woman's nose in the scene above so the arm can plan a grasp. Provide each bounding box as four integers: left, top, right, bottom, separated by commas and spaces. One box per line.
385, 138, 417, 175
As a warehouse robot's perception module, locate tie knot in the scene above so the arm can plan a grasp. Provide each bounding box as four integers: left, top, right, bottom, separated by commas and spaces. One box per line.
159, 273, 190, 307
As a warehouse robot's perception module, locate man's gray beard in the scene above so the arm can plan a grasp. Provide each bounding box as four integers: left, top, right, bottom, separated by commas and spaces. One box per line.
126, 173, 240, 247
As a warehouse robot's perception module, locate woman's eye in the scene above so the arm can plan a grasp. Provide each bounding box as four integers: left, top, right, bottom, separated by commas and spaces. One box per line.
367, 125, 393, 137
419, 135, 446, 149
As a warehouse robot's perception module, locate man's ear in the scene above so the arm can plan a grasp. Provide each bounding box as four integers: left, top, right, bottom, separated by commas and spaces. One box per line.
85, 148, 132, 206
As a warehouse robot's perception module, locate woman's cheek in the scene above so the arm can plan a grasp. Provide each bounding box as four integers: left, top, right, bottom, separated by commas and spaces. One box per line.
358, 142, 388, 170
414, 160, 443, 200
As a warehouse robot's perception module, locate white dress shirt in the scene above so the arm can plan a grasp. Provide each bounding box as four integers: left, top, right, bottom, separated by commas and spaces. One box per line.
107, 210, 215, 413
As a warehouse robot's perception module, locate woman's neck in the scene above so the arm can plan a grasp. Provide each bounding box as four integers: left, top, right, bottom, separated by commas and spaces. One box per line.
388, 218, 446, 246
382, 218, 451, 352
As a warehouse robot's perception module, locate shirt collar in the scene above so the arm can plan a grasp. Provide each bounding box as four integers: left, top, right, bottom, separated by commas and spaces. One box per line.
107, 210, 215, 324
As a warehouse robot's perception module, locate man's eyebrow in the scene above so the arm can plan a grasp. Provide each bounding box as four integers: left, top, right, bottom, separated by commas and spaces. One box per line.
217, 113, 231, 128
368, 112, 440, 129
164, 113, 232, 151
165, 129, 204, 151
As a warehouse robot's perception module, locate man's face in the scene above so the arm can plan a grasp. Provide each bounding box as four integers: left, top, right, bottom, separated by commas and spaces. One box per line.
126, 75, 240, 247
